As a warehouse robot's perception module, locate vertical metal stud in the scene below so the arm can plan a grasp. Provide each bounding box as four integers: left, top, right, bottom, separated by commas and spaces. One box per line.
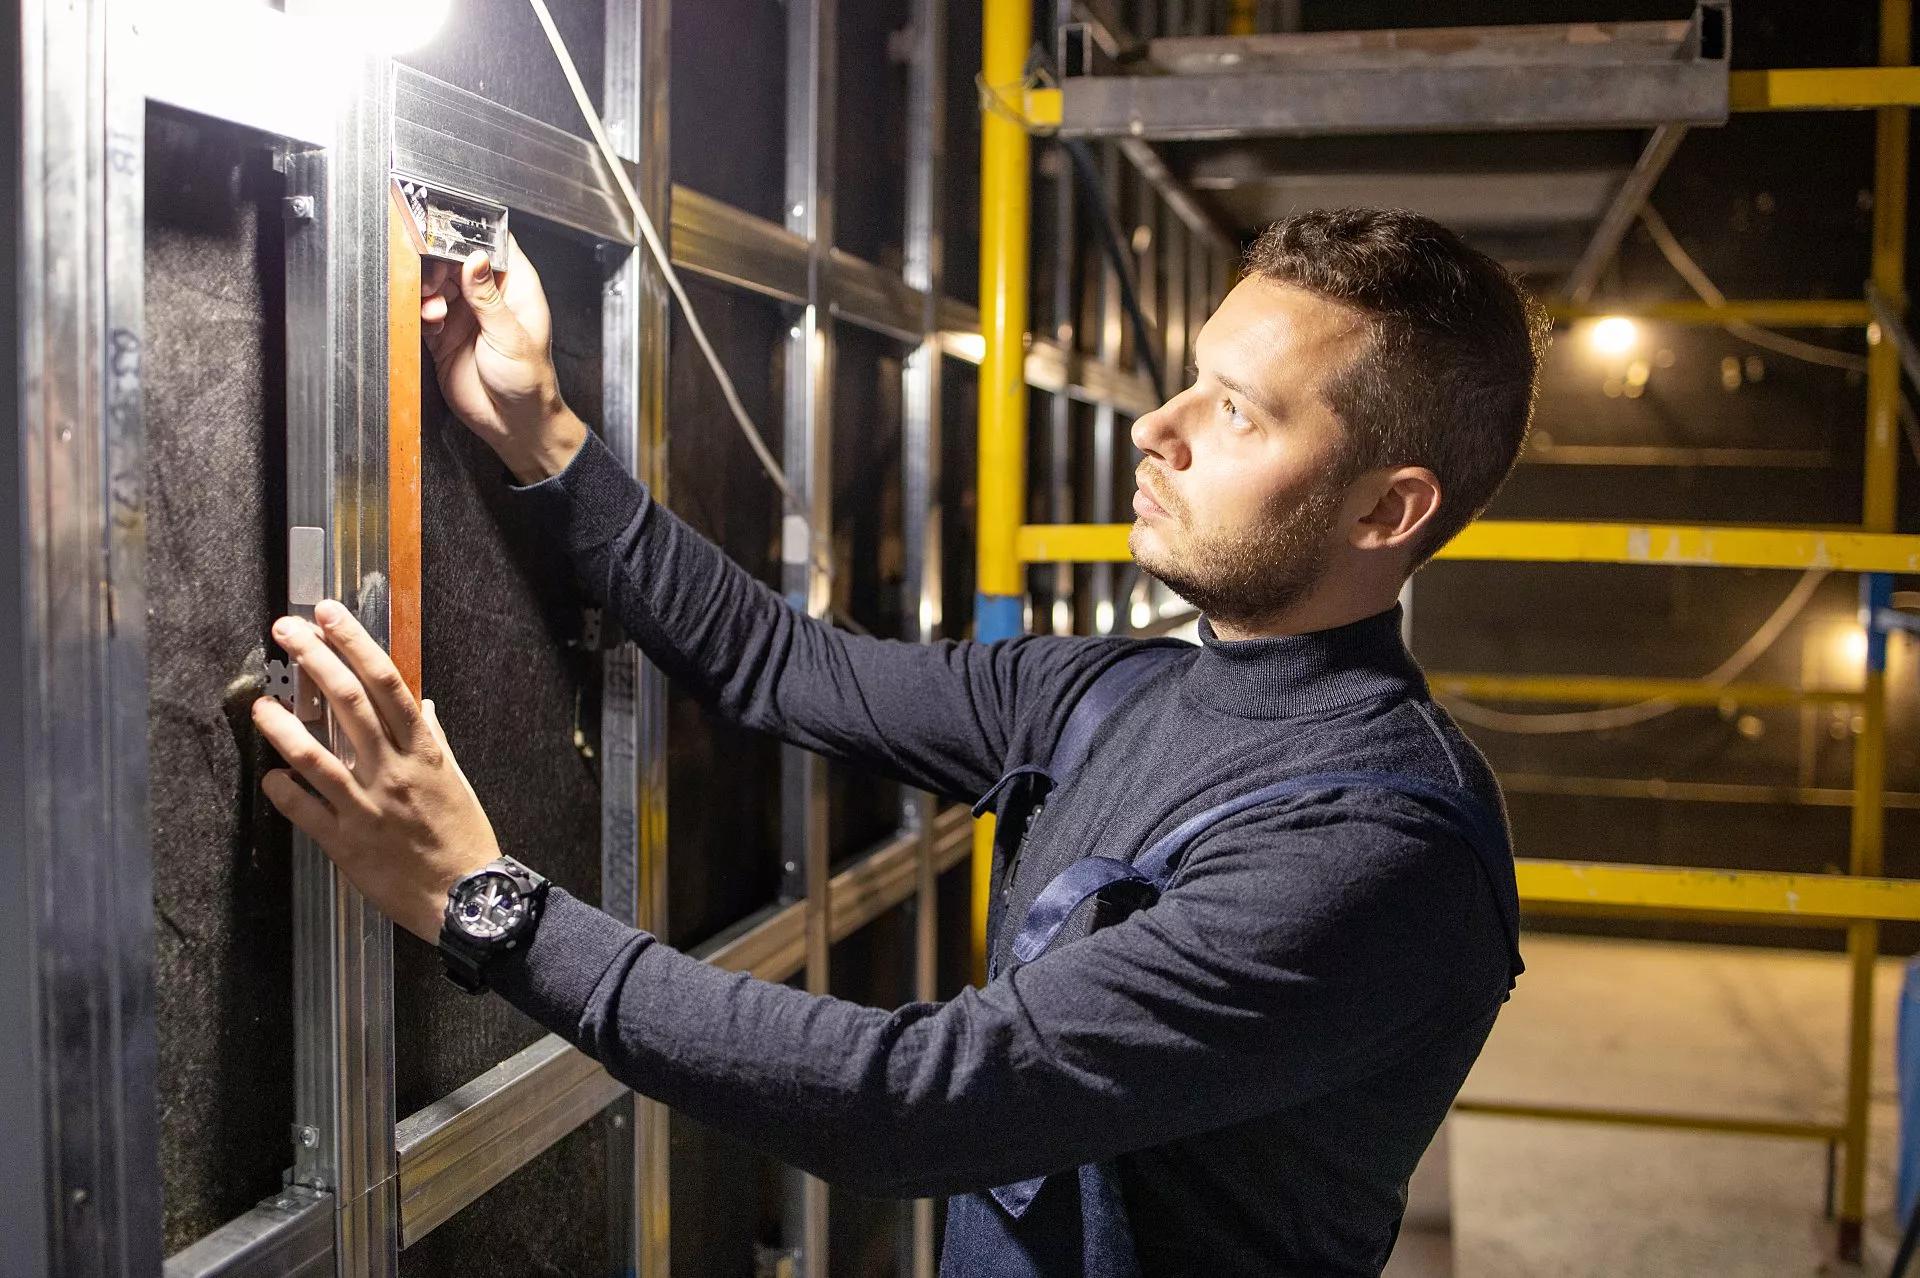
604, 1, 674, 1275
285, 54, 400, 1278
2, 0, 162, 1270
903, 5, 948, 1272
1089, 145, 1124, 636
1047, 141, 1076, 635
782, 0, 837, 1271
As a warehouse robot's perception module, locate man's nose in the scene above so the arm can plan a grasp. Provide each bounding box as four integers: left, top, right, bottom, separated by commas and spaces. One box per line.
1130, 397, 1192, 471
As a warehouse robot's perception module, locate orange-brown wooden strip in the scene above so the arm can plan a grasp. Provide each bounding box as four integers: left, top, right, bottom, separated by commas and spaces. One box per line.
387, 185, 423, 698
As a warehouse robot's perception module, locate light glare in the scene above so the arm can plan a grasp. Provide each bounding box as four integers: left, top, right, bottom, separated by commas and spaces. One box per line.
288, 0, 452, 55
1588, 316, 1639, 358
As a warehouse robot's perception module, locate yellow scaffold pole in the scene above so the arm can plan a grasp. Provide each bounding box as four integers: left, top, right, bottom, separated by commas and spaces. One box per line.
973, 0, 1033, 983
1839, 0, 1909, 1259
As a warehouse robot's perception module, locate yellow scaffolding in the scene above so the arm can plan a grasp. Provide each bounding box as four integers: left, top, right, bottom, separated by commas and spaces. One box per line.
976, 7, 1920, 1257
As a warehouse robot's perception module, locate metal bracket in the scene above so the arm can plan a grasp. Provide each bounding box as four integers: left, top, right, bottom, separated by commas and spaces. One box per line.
264, 656, 325, 722
391, 173, 511, 270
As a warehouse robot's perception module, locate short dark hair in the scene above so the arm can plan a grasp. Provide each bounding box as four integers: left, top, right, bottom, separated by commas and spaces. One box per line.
1242, 208, 1551, 564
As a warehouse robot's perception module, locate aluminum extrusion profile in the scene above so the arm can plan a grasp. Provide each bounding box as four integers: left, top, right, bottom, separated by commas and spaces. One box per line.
599, 0, 673, 1271
284, 54, 401, 1278
5, 0, 163, 1272
780, 0, 837, 1268
901, 6, 948, 1269
162, 1189, 336, 1278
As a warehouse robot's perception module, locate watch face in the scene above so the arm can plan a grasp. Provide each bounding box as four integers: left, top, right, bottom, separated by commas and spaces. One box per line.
450, 871, 528, 942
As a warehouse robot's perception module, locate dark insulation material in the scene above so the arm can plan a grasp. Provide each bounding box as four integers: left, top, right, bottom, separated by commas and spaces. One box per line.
397, 223, 610, 1268
401, 1112, 617, 1277
400, 0, 604, 138
828, 324, 909, 867
661, 281, 792, 1277
834, 0, 909, 268
670, 0, 788, 225
827, 905, 918, 1275
144, 113, 294, 1255
662, 279, 788, 954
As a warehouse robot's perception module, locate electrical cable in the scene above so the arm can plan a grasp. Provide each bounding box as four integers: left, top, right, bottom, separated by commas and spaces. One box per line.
523, 0, 841, 604
1440, 568, 1829, 734
1638, 204, 1868, 373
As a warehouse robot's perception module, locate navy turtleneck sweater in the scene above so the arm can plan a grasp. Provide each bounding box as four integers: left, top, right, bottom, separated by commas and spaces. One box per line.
492, 432, 1519, 1276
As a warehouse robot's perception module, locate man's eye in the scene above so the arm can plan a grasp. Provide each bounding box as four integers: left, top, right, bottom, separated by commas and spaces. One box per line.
1222, 397, 1249, 427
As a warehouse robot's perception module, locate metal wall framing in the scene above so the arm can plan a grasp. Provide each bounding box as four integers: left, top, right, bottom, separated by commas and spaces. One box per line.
8, 0, 1157, 1272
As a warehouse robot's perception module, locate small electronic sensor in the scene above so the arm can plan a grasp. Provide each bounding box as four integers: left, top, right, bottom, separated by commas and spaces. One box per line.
391, 175, 511, 271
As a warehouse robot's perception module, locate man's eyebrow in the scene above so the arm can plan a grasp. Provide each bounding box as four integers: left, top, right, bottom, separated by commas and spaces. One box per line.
1213, 369, 1283, 421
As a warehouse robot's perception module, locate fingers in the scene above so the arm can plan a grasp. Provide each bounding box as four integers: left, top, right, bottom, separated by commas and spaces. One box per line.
260, 767, 339, 843
251, 697, 361, 812
272, 613, 390, 763
459, 250, 533, 352
313, 599, 425, 748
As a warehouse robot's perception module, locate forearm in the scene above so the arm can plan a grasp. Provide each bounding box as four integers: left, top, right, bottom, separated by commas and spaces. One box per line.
492, 890, 1072, 1198
504, 429, 1112, 802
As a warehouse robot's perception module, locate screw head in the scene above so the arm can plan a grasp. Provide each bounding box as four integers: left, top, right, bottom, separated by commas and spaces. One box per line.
286, 195, 316, 221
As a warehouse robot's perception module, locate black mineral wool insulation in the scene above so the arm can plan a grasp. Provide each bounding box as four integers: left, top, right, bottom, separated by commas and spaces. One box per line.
144, 111, 293, 1255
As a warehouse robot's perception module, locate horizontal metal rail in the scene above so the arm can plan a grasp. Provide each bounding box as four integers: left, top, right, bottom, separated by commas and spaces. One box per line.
1429, 673, 1865, 707
391, 804, 971, 1245
1729, 66, 1920, 111
1017, 520, 1920, 571
1453, 1100, 1843, 1142
1551, 299, 1871, 326
1516, 860, 1920, 924
1499, 772, 1920, 811
162, 1188, 335, 1278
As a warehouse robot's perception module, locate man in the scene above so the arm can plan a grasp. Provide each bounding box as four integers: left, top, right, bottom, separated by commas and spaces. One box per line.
253, 208, 1548, 1276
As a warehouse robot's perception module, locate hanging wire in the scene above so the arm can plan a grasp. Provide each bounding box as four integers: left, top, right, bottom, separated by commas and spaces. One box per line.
1441, 568, 1829, 735
1638, 204, 1868, 373
523, 0, 844, 607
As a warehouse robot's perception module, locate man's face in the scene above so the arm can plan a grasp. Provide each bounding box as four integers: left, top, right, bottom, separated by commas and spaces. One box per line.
1128, 277, 1368, 629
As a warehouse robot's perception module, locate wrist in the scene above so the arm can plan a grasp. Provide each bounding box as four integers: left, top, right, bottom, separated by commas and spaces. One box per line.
503, 400, 589, 486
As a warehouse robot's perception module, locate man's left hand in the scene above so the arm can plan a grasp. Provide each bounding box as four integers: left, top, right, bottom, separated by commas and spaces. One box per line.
253, 599, 503, 943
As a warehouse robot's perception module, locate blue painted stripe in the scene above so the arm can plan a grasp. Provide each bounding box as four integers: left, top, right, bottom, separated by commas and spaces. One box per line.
976, 593, 1024, 643
1864, 573, 1893, 674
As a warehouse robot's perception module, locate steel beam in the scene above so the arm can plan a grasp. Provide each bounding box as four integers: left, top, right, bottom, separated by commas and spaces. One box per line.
1056, 11, 1730, 140
1015, 520, 1920, 572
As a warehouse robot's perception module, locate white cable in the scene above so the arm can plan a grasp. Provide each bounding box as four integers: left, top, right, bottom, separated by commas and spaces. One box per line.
1442, 568, 1829, 734
1638, 205, 1868, 373
523, 0, 835, 592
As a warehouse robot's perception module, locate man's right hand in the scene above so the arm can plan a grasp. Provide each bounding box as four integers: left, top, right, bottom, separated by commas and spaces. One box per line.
421, 236, 588, 485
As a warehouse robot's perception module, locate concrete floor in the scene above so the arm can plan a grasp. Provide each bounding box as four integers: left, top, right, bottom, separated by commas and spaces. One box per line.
1399, 934, 1912, 1277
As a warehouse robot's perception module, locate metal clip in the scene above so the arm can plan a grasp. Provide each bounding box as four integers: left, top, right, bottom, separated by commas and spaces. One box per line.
265, 656, 324, 723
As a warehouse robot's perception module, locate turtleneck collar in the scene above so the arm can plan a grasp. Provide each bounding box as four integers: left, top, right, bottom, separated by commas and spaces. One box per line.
1181, 603, 1425, 720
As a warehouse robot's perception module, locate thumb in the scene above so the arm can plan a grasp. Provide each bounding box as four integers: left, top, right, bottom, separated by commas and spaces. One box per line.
458, 251, 529, 350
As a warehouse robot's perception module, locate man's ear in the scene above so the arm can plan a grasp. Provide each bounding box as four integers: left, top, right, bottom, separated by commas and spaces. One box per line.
1348, 466, 1442, 553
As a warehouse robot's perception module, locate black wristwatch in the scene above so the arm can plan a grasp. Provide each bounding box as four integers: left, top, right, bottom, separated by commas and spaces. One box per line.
439, 856, 551, 994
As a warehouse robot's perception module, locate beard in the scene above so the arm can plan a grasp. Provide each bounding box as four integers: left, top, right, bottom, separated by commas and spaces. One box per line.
1129, 457, 1354, 632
